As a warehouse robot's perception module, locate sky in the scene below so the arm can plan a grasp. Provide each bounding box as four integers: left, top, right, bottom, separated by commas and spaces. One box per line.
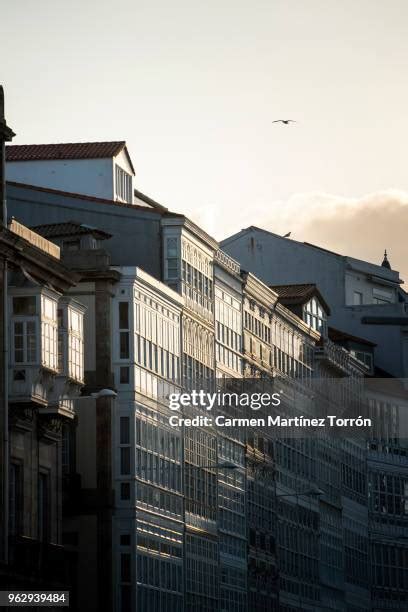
2, 0, 408, 280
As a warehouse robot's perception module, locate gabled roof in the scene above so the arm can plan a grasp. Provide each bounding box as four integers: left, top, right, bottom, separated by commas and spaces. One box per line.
6, 141, 135, 173
31, 221, 112, 241
270, 283, 331, 315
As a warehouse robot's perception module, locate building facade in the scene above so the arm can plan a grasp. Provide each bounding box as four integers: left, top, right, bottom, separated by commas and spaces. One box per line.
221, 226, 408, 378
0, 219, 85, 591
6, 141, 408, 612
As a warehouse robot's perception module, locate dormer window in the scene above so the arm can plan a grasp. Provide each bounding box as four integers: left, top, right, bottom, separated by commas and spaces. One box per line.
303, 296, 327, 336
115, 165, 132, 203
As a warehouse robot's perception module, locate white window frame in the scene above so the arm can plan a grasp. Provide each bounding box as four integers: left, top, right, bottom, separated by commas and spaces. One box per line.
41, 295, 58, 371
12, 318, 38, 365
67, 307, 84, 382
115, 164, 132, 203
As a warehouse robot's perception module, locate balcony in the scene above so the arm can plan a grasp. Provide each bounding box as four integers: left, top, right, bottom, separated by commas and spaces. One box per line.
9, 365, 56, 407
314, 337, 363, 375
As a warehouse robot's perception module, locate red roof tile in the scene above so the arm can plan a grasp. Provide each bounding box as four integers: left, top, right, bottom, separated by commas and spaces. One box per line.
6, 141, 127, 163
31, 221, 112, 240
270, 283, 317, 300
270, 283, 331, 314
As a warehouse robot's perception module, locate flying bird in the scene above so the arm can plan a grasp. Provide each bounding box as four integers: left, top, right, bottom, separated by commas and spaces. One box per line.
272, 119, 296, 125
283, 232, 291, 238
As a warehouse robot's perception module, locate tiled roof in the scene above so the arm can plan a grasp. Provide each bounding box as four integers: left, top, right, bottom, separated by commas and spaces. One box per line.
6, 141, 127, 162
270, 283, 331, 314
31, 221, 112, 240
270, 283, 317, 300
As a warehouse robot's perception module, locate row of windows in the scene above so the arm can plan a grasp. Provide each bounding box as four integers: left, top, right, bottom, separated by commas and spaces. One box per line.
134, 366, 179, 402
12, 296, 84, 382
279, 576, 320, 601
219, 507, 246, 536
247, 482, 275, 532
345, 546, 369, 586
276, 439, 315, 480
249, 529, 276, 554
219, 587, 247, 612
181, 257, 214, 314
185, 468, 217, 520
218, 482, 245, 515
220, 533, 247, 559
218, 437, 246, 466
137, 519, 182, 545
216, 321, 241, 351
181, 239, 213, 277
218, 484, 245, 517
215, 286, 240, 309
135, 587, 182, 612
279, 549, 319, 582
372, 544, 408, 590
185, 430, 217, 466
137, 534, 182, 559
216, 342, 242, 373
186, 544, 218, 596
183, 355, 213, 387
341, 463, 367, 497
137, 553, 182, 592
135, 335, 180, 381
216, 302, 241, 345
245, 311, 271, 343
182, 317, 214, 367
136, 448, 182, 492
182, 260, 213, 297
320, 537, 343, 570
134, 290, 179, 321
271, 322, 314, 366
221, 566, 247, 589
272, 347, 313, 380
134, 301, 179, 353
136, 481, 183, 517
369, 472, 408, 517
135, 418, 181, 461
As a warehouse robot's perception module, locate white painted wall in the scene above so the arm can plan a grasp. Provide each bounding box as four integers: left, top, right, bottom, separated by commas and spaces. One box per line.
7, 157, 115, 200
114, 148, 134, 176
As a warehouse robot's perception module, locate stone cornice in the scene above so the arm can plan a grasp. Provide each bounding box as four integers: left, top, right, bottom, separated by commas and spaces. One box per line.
0, 227, 78, 292
242, 272, 279, 311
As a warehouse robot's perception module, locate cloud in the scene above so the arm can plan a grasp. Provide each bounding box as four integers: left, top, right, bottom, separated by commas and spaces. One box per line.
194, 190, 408, 285
286, 191, 408, 284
